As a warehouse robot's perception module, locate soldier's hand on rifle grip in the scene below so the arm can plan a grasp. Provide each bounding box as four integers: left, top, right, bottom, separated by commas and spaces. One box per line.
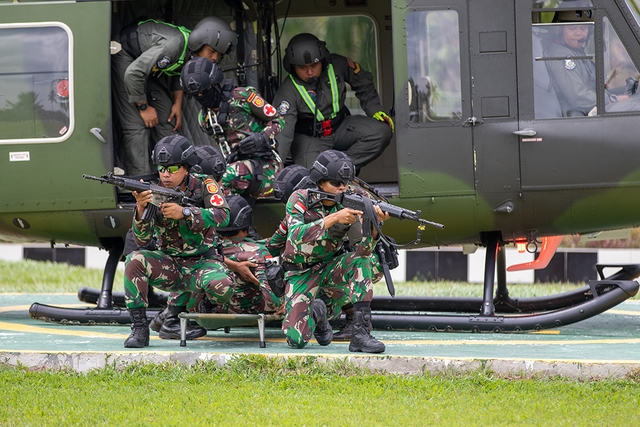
132, 189, 153, 220
159, 202, 183, 220
325, 208, 363, 230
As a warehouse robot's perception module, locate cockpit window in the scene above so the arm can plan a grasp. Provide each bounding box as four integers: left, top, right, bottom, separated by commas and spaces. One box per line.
0, 24, 71, 143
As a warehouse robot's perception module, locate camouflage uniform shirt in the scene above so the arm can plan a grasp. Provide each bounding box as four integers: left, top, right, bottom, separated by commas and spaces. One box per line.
281, 188, 377, 268
132, 173, 230, 257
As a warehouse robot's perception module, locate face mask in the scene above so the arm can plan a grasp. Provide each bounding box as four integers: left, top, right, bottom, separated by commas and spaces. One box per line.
195, 84, 222, 109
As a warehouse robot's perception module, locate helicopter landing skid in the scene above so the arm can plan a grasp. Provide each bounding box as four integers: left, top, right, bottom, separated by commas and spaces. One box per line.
370, 233, 639, 332
29, 240, 159, 325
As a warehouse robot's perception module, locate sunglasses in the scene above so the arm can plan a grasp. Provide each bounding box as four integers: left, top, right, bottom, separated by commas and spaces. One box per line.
327, 179, 349, 188
157, 165, 182, 174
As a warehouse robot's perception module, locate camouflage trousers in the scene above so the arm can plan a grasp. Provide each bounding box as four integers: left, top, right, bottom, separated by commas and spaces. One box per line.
124, 250, 235, 310
221, 158, 282, 199
164, 278, 284, 314
282, 251, 377, 349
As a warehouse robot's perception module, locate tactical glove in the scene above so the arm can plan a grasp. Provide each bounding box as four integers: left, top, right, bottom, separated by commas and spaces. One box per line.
373, 111, 394, 132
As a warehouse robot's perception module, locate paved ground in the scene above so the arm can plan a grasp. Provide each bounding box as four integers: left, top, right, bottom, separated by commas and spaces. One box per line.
1, 293, 640, 378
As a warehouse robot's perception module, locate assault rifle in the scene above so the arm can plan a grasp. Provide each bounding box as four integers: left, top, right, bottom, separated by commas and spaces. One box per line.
83, 173, 203, 222
308, 189, 444, 238
308, 189, 444, 297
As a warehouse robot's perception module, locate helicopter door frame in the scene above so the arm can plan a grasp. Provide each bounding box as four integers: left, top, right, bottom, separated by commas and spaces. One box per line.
391, 0, 475, 199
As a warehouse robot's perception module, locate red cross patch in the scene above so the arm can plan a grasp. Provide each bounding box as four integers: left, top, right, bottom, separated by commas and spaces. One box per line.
263, 104, 277, 117
210, 194, 225, 207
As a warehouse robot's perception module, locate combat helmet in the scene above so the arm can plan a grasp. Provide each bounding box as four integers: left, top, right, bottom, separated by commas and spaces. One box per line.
308, 150, 355, 184
283, 33, 330, 74
191, 145, 227, 181
151, 135, 198, 167
273, 164, 314, 203
180, 56, 225, 108
216, 195, 252, 236
188, 17, 236, 56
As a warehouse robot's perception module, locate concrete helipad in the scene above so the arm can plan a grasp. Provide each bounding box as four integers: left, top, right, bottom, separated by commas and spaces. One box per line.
1, 293, 640, 378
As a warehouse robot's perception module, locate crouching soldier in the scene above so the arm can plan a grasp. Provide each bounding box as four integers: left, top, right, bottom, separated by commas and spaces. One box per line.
280, 149, 388, 353
123, 135, 235, 348
217, 195, 284, 314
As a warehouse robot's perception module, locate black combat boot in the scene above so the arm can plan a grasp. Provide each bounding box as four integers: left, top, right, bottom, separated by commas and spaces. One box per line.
332, 306, 355, 341
149, 307, 168, 333
349, 302, 385, 353
158, 305, 207, 340
311, 299, 333, 346
124, 307, 150, 348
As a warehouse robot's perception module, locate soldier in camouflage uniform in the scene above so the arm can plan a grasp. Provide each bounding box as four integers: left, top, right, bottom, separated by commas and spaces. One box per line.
273, 33, 393, 172
112, 17, 236, 176
217, 196, 284, 314
148, 144, 228, 340
180, 56, 284, 203
280, 150, 388, 353
269, 164, 385, 341
123, 135, 234, 348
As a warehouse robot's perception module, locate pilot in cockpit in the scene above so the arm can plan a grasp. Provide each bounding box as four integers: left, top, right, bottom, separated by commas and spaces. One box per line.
544, 9, 634, 117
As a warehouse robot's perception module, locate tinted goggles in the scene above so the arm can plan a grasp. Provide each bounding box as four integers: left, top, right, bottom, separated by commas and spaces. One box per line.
327, 179, 349, 188
157, 165, 182, 174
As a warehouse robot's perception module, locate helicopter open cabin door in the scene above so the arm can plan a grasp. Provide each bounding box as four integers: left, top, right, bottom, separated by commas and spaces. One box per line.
516, 1, 640, 233
0, 1, 114, 245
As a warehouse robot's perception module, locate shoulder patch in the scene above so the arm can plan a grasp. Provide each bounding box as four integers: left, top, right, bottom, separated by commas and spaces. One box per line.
157, 55, 171, 69
294, 200, 307, 214
204, 178, 215, 185
263, 103, 277, 117
206, 182, 219, 194
564, 59, 576, 70
247, 92, 257, 103
209, 193, 225, 207
278, 100, 290, 115
252, 96, 265, 108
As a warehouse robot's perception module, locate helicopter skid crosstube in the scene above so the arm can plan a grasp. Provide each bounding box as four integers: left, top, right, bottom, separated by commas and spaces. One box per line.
371, 279, 639, 332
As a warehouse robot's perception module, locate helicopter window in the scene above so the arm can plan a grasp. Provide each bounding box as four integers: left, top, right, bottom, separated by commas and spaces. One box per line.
602, 17, 640, 112
533, 21, 597, 117
405, 10, 462, 123
277, 15, 378, 116
0, 24, 71, 143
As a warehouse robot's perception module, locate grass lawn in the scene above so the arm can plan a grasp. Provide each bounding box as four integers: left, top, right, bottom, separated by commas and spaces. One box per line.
2, 356, 640, 427
1, 259, 640, 426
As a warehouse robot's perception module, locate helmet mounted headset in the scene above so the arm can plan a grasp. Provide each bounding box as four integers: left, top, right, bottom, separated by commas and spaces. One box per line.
188, 17, 237, 56
283, 33, 330, 76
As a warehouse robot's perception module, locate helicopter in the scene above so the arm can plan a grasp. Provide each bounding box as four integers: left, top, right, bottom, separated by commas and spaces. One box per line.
2, 0, 640, 332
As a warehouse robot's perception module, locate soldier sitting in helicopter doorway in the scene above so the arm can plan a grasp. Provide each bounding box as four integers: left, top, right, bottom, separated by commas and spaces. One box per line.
180, 56, 284, 205
272, 33, 393, 173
